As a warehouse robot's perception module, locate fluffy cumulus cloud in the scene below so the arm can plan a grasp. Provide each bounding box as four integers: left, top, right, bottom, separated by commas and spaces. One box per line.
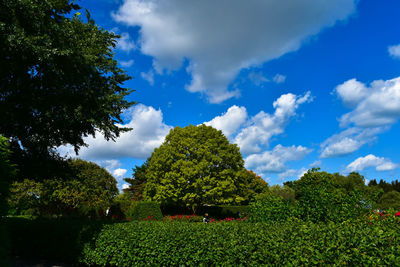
113, 168, 128, 178
204, 105, 247, 138
321, 76, 400, 158
388, 44, 400, 59
58, 104, 172, 160
96, 159, 128, 182
245, 145, 312, 175
346, 154, 398, 172
112, 0, 357, 103
339, 77, 400, 128
235, 91, 312, 154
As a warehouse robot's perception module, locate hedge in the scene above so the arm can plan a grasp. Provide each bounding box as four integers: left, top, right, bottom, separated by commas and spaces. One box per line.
80, 219, 400, 266
126, 201, 162, 221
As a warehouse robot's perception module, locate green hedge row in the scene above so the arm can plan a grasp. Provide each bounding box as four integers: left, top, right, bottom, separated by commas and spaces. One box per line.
81, 220, 400, 266
127, 201, 163, 221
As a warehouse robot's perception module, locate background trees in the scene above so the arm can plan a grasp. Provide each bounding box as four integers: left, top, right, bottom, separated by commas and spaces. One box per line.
8, 159, 118, 217
0, 135, 17, 216
0, 0, 134, 156
140, 125, 267, 212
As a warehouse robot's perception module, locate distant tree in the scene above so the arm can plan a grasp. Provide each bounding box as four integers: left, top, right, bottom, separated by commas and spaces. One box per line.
377, 191, 400, 210
369, 179, 400, 194
143, 125, 256, 212
235, 169, 269, 204
123, 162, 149, 201
8, 159, 118, 217
0, 0, 134, 157
0, 135, 17, 215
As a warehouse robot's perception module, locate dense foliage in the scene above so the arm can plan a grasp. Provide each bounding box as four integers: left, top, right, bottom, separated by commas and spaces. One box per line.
0, 0, 134, 155
369, 179, 400, 193
126, 201, 162, 221
80, 219, 400, 266
141, 125, 268, 212
0, 135, 16, 216
378, 191, 400, 210
8, 159, 118, 217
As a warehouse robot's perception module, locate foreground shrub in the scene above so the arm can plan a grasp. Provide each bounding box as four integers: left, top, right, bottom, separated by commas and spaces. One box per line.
127, 201, 162, 221
80, 219, 400, 266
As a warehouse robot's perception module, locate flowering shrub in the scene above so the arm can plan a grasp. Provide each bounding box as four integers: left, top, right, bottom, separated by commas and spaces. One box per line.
163, 214, 203, 223
219, 217, 247, 222
143, 215, 157, 221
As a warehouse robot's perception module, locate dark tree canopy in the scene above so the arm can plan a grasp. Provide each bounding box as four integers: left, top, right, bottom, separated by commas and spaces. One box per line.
141, 125, 265, 211
0, 0, 134, 154
8, 159, 118, 217
0, 135, 17, 215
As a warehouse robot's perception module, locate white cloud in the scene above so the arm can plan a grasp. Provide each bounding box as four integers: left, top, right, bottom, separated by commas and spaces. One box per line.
113, 168, 128, 178
321, 76, 400, 158
273, 74, 286, 84
117, 32, 136, 52
58, 104, 172, 160
334, 78, 368, 108
235, 91, 312, 154
113, 0, 357, 103
248, 71, 269, 86
96, 159, 127, 181
320, 127, 384, 158
245, 144, 312, 174
388, 44, 400, 59
309, 160, 322, 168
141, 70, 155, 86
120, 59, 134, 68
339, 77, 400, 128
204, 105, 247, 137
346, 154, 398, 172
122, 183, 130, 190
278, 167, 308, 181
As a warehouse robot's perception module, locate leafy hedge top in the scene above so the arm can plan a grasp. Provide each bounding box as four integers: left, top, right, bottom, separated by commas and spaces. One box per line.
80, 219, 400, 266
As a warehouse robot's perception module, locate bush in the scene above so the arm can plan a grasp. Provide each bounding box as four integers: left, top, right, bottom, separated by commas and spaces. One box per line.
127, 201, 162, 221
80, 219, 400, 266
248, 194, 298, 222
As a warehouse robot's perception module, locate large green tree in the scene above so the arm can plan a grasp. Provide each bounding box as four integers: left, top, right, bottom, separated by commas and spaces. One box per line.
0, 0, 134, 155
8, 159, 118, 217
142, 125, 264, 212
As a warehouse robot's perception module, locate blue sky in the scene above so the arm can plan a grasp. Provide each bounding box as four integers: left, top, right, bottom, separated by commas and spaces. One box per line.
59, 0, 400, 189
